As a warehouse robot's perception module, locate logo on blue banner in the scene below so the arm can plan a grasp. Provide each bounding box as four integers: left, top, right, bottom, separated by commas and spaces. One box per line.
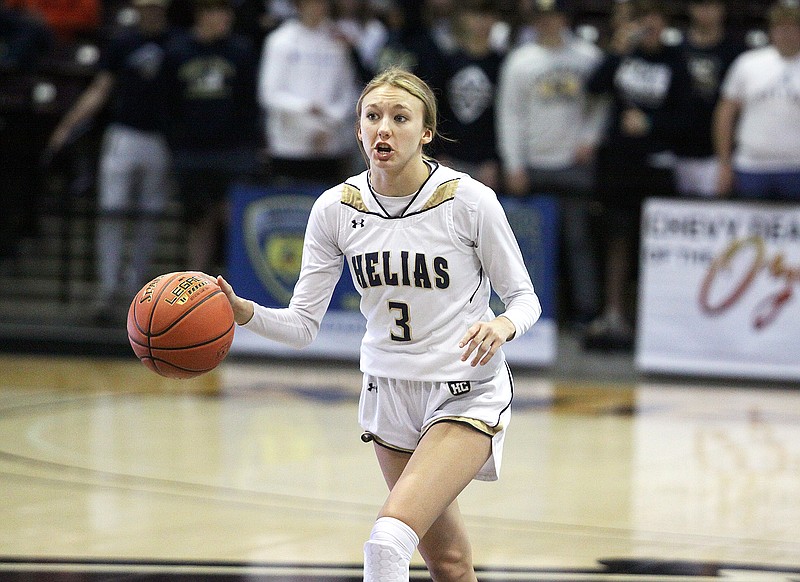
243, 195, 315, 305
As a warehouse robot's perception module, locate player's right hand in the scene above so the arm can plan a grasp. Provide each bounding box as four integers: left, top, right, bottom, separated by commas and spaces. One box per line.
217, 276, 255, 325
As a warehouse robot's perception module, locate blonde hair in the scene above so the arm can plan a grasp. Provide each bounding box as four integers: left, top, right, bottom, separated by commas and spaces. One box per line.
356, 67, 439, 141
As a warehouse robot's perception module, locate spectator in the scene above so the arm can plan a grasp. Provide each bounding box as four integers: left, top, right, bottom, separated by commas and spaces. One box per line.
497, 0, 606, 330
231, 0, 270, 44
506, 0, 537, 48
714, 0, 800, 200
585, 0, 692, 350
421, 0, 457, 55
334, 0, 388, 82
0, 4, 52, 265
0, 2, 52, 70
599, 0, 635, 50
5, 0, 100, 44
162, 0, 262, 274
258, 0, 360, 184
371, 0, 423, 74
435, 0, 503, 191
674, 0, 745, 197
47, 0, 173, 323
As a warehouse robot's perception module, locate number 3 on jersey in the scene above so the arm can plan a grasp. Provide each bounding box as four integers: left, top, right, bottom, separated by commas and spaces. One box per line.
388, 301, 411, 342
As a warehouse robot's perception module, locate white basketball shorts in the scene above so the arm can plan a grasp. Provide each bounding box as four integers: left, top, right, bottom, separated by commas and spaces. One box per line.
358, 363, 513, 481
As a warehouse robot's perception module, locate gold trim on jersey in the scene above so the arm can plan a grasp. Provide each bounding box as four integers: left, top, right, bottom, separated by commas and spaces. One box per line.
341, 184, 368, 212
420, 179, 459, 211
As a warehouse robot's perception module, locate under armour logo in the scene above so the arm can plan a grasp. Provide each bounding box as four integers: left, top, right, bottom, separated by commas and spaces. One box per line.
367, 382, 378, 392
352, 218, 365, 228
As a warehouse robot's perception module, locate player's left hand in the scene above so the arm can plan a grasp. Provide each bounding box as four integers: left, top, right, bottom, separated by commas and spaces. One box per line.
459, 316, 517, 367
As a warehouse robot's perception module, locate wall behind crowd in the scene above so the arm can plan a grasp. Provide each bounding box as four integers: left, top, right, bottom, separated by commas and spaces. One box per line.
0, 0, 788, 369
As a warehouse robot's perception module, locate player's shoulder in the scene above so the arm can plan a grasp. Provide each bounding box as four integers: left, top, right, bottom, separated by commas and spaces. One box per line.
721, 46, 770, 85
313, 170, 370, 211
433, 163, 497, 208
569, 36, 602, 61
734, 45, 777, 68
268, 18, 302, 44
504, 43, 541, 67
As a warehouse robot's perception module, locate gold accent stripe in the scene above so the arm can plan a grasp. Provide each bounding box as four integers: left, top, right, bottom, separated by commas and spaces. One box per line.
425, 416, 503, 437
340, 183, 368, 212
362, 432, 415, 454
420, 179, 459, 211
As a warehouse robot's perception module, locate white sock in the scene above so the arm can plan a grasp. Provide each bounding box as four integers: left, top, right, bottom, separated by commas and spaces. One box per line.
363, 516, 419, 582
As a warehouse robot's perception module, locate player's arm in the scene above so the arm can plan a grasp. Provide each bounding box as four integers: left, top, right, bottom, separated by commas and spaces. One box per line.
218, 193, 344, 348
48, 71, 114, 153
457, 187, 542, 366
713, 96, 741, 197
495, 54, 528, 196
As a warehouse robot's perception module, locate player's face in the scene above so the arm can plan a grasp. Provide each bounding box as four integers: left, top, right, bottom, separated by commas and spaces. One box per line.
357, 85, 433, 172
637, 11, 666, 50
771, 20, 800, 57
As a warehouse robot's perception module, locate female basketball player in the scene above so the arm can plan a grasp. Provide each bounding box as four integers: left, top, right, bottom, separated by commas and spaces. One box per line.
218, 67, 541, 582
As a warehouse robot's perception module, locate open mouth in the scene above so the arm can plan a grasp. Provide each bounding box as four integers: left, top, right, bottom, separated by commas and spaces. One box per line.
375, 143, 393, 155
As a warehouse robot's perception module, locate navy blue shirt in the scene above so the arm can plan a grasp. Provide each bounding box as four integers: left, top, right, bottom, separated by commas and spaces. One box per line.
101, 28, 170, 133
436, 49, 503, 164
161, 29, 260, 151
674, 36, 746, 157
588, 44, 693, 171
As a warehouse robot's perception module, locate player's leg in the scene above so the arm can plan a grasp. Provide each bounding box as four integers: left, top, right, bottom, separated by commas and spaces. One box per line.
380, 420, 490, 536
368, 421, 490, 582
129, 133, 171, 295
94, 126, 134, 313
418, 500, 475, 582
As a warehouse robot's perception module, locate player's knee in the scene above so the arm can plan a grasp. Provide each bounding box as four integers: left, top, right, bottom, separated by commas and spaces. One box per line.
363, 517, 419, 582
425, 545, 474, 582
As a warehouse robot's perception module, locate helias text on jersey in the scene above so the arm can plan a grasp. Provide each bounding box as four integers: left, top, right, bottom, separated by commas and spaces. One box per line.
350, 251, 449, 289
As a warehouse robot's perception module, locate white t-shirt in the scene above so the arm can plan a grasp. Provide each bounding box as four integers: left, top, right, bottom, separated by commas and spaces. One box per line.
245, 162, 542, 381
257, 19, 359, 158
721, 46, 800, 171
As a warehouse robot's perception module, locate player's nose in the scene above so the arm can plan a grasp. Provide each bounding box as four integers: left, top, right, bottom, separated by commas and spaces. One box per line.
378, 118, 391, 137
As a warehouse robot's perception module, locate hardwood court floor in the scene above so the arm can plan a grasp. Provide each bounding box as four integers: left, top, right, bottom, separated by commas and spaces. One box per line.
1, 352, 799, 581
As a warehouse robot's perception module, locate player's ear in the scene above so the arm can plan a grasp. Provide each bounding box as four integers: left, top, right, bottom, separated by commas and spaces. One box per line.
421, 127, 433, 145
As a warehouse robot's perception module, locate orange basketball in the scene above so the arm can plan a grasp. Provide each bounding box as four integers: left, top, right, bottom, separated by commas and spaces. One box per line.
127, 271, 235, 379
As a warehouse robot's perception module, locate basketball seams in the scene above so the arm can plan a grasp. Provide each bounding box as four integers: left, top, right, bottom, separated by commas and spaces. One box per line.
148, 290, 231, 339
145, 272, 183, 363
138, 320, 235, 350
148, 357, 208, 374
146, 271, 186, 338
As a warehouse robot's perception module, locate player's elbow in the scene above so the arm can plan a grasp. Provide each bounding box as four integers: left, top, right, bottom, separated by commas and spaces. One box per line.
288, 316, 319, 349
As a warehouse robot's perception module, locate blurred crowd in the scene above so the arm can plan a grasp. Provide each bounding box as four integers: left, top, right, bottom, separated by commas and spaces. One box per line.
1, 0, 798, 350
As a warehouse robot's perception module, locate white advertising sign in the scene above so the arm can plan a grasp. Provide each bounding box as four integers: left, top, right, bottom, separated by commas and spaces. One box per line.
637, 198, 800, 381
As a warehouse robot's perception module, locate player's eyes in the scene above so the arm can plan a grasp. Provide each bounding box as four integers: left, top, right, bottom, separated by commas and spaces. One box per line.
394, 115, 407, 122
365, 112, 379, 120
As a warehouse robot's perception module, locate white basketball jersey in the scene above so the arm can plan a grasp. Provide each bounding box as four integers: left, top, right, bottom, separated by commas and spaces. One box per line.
245, 161, 541, 382
325, 162, 532, 381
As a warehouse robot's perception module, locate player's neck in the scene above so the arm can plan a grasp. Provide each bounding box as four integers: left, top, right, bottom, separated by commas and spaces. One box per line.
689, 23, 723, 48
537, 29, 564, 48
369, 158, 431, 197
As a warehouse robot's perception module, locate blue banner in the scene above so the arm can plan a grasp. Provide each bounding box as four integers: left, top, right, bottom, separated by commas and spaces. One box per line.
228, 182, 361, 312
